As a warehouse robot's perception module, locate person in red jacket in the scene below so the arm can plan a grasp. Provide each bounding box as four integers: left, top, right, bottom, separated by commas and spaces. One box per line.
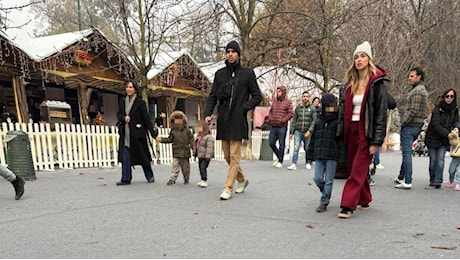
337, 41, 389, 218
268, 86, 294, 168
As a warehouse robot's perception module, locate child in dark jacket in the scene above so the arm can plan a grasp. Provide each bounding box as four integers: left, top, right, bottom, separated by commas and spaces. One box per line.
193, 120, 215, 188
157, 110, 195, 185
307, 94, 340, 212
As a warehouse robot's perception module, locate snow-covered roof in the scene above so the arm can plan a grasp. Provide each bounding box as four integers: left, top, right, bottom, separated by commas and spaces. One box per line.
14, 29, 94, 61
199, 60, 225, 83
146, 50, 188, 80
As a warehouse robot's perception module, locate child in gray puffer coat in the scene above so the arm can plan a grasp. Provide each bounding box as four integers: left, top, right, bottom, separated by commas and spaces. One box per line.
193, 120, 215, 187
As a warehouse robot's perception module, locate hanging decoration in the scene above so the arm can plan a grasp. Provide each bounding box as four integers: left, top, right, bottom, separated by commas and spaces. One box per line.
73, 49, 93, 66
164, 63, 179, 87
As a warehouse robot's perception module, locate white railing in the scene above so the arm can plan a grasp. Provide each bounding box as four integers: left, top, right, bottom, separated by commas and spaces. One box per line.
0, 123, 268, 171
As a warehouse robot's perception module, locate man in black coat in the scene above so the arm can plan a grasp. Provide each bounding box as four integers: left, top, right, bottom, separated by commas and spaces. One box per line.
204, 40, 262, 200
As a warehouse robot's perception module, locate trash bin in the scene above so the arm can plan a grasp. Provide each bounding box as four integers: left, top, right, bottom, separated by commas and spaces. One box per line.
6, 130, 36, 180
259, 131, 273, 160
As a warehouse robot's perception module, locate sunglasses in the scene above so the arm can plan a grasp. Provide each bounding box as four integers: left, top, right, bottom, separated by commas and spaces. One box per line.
445, 95, 455, 99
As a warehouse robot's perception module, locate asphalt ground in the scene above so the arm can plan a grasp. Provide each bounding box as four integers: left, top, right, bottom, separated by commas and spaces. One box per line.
1, 151, 459, 258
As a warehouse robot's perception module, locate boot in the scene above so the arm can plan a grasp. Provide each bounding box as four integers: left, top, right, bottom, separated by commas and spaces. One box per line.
11, 176, 25, 200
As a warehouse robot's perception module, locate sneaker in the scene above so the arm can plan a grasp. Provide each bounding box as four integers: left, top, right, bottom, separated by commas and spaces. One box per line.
395, 182, 412, 189
197, 181, 204, 186
147, 177, 155, 183
445, 182, 453, 188
359, 202, 371, 211
11, 176, 25, 200
429, 182, 435, 187
199, 181, 208, 188
274, 162, 283, 168
338, 207, 353, 218
235, 179, 249, 193
394, 177, 404, 184
167, 179, 176, 185
369, 178, 375, 186
184, 180, 189, 185
434, 182, 441, 189
116, 181, 131, 186
272, 160, 279, 166
219, 189, 232, 200
316, 204, 327, 212
306, 163, 312, 170
287, 164, 297, 170
454, 184, 460, 191
376, 164, 384, 169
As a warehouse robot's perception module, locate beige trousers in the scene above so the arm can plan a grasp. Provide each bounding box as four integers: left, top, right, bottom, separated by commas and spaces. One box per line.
222, 140, 246, 191
170, 157, 191, 181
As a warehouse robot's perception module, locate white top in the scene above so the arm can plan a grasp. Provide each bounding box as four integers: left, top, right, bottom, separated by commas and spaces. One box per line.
352, 95, 364, 121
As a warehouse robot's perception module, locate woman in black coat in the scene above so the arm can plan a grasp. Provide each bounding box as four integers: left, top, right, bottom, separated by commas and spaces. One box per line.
116, 80, 158, 185
425, 88, 459, 188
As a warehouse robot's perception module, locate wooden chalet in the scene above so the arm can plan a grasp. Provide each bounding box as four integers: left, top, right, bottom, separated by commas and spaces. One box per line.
147, 51, 211, 128
0, 28, 137, 126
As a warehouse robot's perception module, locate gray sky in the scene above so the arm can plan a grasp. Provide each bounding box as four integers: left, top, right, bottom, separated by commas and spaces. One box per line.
3, 0, 37, 40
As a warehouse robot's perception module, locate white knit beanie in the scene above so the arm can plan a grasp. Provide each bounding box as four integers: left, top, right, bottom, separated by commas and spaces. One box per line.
353, 41, 373, 60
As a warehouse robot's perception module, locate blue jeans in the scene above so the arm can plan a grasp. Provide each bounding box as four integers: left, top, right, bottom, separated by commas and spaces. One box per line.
448, 157, 460, 184
398, 126, 421, 184
373, 148, 380, 165
428, 146, 447, 184
313, 159, 337, 205
291, 130, 311, 164
121, 146, 154, 182
269, 126, 287, 163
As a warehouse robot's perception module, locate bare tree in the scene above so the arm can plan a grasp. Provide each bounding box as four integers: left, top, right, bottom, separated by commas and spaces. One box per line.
0, 0, 44, 32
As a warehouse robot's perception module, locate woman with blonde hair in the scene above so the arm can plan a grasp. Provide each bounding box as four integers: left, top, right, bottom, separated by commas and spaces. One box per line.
337, 41, 389, 218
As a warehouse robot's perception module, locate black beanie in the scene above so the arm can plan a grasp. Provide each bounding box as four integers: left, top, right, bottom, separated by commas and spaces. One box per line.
226, 40, 241, 56
321, 94, 336, 106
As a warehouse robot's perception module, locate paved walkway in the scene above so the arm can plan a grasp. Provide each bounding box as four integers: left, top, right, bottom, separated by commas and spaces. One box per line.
1, 152, 459, 258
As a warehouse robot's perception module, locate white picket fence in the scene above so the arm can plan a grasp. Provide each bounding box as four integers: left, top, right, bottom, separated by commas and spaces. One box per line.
0, 123, 270, 171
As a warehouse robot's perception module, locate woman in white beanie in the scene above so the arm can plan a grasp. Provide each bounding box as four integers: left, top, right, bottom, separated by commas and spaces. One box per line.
337, 41, 390, 218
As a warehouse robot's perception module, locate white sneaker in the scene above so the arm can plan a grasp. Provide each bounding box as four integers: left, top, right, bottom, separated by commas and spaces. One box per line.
394, 177, 404, 184
235, 179, 249, 193
197, 181, 204, 186
376, 164, 384, 169
274, 162, 283, 168
306, 163, 312, 170
199, 181, 208, 188
220, 189, 232, 200
272, 160, 279, 166
287, 164, 297, 170
395, 182, 412, 189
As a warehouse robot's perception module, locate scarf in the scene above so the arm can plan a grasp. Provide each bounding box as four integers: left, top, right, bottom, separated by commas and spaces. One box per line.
124, 94, 137, 148
440, 100, 457, 113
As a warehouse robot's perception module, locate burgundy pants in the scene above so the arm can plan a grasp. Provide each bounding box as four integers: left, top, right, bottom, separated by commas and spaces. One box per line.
340, 122, 373, 210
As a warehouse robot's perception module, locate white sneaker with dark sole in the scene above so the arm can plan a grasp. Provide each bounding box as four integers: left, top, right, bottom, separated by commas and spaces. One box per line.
220, 189, 232, 200
235, 180, 249, 193
395, 182, 412, 189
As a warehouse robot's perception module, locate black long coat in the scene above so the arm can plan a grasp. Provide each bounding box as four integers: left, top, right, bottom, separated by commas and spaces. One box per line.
425, 104, 459, 148
204, 61, 262, 140
117, 96, 157, 166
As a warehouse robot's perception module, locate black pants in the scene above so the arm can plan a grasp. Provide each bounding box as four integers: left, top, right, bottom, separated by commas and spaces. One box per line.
198, 158, 210, 181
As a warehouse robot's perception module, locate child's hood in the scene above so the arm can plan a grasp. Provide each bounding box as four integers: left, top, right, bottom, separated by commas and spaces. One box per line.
170, 110, 188, 128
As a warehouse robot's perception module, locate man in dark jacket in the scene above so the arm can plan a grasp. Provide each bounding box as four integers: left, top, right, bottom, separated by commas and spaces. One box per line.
269, 86, 294, 168
287, 91, 316, 170
204, 40, 262, 200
